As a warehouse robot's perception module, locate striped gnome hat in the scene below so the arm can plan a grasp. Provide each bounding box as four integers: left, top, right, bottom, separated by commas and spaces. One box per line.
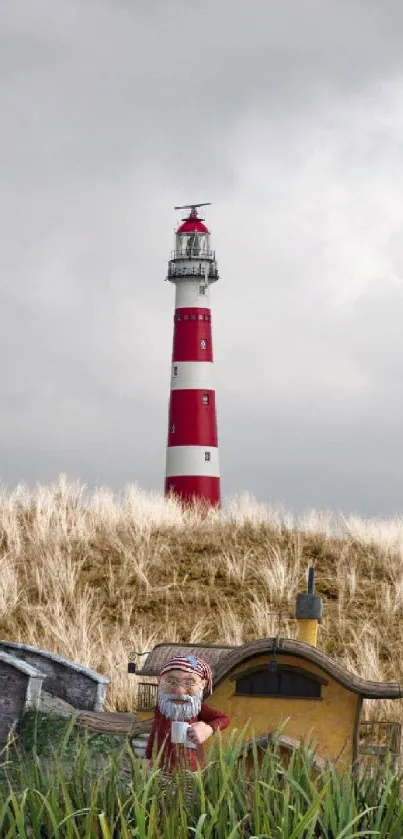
159, 655, 213, 695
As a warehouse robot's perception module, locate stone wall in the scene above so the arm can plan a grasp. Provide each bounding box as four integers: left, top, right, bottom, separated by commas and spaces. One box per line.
0, 652, 45, 751
0, 642, 109, 712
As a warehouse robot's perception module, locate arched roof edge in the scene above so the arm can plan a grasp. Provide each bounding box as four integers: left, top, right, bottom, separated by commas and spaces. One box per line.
212, 638, 403, 699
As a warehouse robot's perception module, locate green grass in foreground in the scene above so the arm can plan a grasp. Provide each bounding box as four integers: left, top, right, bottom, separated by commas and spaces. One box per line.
0, 716, 402, 837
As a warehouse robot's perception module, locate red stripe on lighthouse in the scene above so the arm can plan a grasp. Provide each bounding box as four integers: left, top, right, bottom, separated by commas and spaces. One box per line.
168, 390, 218, 447
174, 308, 211, 317
165, 476, 220, 506
172, 309, 213, 362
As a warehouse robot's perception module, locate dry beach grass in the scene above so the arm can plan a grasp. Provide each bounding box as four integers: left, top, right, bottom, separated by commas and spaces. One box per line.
0, 474, 402, 726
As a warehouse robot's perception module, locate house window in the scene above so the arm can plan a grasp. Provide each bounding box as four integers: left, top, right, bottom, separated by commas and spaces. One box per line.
202, 394, 209, 405
173, 366, 178, 377
199, 285, 206, 295
235, 667, 322, 699
198, 314, 204, 321
191, 314, 196, 320
205, 451, 211, 462
137, 683, 158, 711
200, 339, 207, 350
184, 314, 189, 320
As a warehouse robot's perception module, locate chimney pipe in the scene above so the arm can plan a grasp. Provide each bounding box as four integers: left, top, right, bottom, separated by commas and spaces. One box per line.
295, 566, 323, 647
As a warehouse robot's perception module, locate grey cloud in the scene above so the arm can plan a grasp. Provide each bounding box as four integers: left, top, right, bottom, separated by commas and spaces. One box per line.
0, 0, 403, 515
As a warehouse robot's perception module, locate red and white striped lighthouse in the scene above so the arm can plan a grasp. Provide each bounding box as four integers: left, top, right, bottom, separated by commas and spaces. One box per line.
164, 203, 220, 507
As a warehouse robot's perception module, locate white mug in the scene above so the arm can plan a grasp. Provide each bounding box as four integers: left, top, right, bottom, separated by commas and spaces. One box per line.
171, 721, 189, 743
171, 721, 196, 748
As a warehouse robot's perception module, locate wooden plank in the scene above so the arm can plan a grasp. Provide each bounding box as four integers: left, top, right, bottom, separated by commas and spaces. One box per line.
75, 711, 137, 735
75, 711, 153, 736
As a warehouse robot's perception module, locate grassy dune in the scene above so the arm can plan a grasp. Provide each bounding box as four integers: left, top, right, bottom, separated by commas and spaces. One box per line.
0, 474, 402, 724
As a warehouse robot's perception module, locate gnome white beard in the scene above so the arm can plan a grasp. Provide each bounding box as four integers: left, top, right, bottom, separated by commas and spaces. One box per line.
157, 685, 204, 721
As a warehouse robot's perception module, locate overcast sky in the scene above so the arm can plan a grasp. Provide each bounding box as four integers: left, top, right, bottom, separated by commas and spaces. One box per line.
1, 0, 403, 516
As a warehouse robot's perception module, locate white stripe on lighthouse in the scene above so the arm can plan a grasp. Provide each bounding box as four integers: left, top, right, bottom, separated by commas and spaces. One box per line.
175, 280, 211, 309
170, 361, 215, 390
166, 446, 220, 477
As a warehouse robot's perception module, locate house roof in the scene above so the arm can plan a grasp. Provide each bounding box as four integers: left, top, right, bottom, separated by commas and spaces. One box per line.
139, 637, 403, 699
138, 642, 237, 676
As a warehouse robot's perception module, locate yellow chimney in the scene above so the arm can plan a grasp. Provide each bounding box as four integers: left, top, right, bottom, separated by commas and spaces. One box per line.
295, 566, 323, 647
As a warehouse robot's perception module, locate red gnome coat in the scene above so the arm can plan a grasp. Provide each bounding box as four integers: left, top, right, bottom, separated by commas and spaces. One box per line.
145, 655, 230, 773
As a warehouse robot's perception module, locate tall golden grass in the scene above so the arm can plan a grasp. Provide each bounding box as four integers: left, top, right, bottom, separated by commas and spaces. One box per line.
0, 474, 402, 724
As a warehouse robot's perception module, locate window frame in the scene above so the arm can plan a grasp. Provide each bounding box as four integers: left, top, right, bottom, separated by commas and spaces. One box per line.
232, 664, 327, 700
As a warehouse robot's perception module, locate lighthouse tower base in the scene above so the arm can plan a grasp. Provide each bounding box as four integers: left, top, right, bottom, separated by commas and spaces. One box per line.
164, 476, 221, 507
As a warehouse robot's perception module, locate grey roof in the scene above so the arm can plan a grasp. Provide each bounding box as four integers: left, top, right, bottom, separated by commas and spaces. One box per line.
0, 651, 45, 679
138, 642, 237, 676
0, 641, 109, 683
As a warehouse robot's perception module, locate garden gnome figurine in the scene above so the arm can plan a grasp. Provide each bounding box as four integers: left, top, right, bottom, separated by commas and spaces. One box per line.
145, 654, 230, 773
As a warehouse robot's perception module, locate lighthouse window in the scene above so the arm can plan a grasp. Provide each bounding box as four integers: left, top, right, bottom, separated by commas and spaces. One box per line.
202, 394, 209, 405
205, 451, 211, 462
186, 232, 201, 258
173, 366, 178, 377
200, 339, 207, 350
171, 424, 175, 433
199, 285, 206, 295
191, 314, 196, 320
184, 314, 189, 320
198, 314, 204, 321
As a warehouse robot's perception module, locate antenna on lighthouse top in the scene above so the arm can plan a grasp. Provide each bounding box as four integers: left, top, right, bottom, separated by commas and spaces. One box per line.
174, 202, 211, 214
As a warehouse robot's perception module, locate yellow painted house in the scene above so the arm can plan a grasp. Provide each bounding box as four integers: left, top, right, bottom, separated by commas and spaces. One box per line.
131, 568, 402, 773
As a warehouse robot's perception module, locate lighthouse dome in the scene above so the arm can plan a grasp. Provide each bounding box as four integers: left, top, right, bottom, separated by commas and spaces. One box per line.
176, 214, 209, 235
175, 212, 211, 260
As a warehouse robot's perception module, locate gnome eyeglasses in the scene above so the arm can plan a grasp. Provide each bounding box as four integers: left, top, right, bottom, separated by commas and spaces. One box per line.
161, 677, 201, 691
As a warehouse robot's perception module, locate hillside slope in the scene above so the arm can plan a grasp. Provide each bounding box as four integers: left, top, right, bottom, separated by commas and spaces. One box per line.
0, 475, 402, 722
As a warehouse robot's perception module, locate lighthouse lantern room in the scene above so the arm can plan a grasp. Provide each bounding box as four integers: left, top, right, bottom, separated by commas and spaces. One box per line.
164, 204, 221, 507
